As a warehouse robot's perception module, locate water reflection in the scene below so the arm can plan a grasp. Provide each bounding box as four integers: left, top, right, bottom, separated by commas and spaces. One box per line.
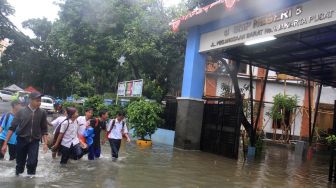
0, 143, 334, 188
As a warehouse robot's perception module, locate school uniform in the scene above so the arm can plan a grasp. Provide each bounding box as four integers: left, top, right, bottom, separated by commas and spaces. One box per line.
0, 113, 17, 160
77, 116, 90, 136
59, 119, 83, 164
106, 119, 128, 159
88, 119, 106, 160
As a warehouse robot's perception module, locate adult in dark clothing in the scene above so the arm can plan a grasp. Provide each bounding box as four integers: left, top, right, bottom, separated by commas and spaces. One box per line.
1, 92, 48, 175
88, 110, 108, 160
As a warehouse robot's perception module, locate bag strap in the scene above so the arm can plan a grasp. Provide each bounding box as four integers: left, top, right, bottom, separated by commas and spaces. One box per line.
3, 113, 12, 129
57, 119, 70, 135
59, 119, 70, 141
108, 119, 115, 133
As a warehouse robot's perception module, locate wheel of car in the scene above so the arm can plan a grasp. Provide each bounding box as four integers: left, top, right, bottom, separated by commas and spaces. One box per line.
0, 97, 2, 101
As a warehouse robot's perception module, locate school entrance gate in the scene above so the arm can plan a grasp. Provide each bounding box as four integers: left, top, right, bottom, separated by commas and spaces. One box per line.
201, 98, 242, 159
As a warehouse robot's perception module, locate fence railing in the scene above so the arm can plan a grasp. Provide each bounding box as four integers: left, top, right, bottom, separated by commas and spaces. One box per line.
159, 98, 177, 131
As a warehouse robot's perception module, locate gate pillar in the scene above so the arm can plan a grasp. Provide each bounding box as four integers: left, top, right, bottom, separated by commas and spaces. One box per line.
174, 98, 204, 150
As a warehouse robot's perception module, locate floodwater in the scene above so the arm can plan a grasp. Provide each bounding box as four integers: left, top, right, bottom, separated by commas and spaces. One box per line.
0, 141, 334, 188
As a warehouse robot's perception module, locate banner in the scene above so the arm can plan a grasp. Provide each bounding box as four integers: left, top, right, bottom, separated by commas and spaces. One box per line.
117, 82, 126, 96
117, 79, 143, 97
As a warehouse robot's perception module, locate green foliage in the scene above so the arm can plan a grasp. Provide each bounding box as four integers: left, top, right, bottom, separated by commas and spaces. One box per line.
82, 95, 125, 118
0, 0, 15, 40
107, 104, 125, 119
326, 135, 336, 146
62, 101, 84, 115
220, 83, 232, 97
83, 95, 105, 116
143, 80, 164, 102
269, 94, 299, 120
1, 0, 187, 98
127, 99, 164, 140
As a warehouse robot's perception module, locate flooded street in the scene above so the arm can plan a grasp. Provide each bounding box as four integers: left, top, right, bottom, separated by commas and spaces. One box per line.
0, 141, 334, 188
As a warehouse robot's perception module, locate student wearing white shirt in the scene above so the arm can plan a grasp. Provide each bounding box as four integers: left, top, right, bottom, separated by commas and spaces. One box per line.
49, 109, 67, 158
105, 112, 130, 159
77, 108, 93, 136
50, 110, 67, 133
51, 107, 87, 164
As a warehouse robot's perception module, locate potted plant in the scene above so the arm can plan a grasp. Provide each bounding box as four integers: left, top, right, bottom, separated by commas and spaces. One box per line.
268, 94, 299, 143
127, 99, 164, 147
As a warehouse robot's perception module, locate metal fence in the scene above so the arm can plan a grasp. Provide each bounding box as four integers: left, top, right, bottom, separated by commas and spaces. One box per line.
201, 98, 242, 159
159, 98, 177, 131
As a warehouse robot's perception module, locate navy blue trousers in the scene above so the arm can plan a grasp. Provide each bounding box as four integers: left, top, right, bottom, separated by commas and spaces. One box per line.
108, 139, 121, 158
0, 139, 16, 160
60, 143, 83, 164
16, 137, 39, 175
88, 145, 101, 160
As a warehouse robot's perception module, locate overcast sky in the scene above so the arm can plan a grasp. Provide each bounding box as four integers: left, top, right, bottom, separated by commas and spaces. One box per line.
8, 0, 182, 37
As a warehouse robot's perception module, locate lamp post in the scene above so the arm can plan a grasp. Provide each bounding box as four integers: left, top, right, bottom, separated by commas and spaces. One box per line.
116, 55, 126, 104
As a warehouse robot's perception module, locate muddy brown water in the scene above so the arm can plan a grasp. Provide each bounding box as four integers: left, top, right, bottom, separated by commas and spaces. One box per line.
0, 141, 334, 188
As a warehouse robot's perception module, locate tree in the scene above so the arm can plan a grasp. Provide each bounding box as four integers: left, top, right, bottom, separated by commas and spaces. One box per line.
2, 0, 188, 100
0, 0, 15, 40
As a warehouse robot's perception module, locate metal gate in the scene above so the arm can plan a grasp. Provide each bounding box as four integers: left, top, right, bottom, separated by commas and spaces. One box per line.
200, 98, 242, 159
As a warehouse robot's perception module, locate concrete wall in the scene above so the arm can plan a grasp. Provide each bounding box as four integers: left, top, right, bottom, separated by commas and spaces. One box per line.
129, 128, 175, 146
320, 86, 336, 104
151, 128, 175, 146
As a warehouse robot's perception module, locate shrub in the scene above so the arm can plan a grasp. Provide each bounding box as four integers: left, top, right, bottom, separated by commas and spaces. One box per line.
127, 99, 164, 140
62, 101, 84, 115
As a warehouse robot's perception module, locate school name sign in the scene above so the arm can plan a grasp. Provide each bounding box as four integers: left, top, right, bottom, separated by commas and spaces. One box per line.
200, 0, 336, 52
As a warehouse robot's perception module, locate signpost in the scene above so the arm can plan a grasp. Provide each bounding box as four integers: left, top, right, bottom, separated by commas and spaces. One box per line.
116, 79, 143, 104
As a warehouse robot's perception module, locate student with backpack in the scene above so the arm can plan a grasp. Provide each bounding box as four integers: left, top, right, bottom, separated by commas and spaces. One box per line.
87, 109, 108, 160
1, 92, 48, 175
0, 100, 23, 160
51, 107, 87, 164
104, 112, 130, 160
49, 109, 67, 158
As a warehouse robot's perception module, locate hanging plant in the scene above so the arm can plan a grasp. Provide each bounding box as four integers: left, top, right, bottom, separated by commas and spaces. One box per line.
269, 94, 299, 121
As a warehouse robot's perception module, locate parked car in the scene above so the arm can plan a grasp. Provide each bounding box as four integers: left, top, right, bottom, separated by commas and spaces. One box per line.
40, 96, 55, 113
0, 90, 14, 101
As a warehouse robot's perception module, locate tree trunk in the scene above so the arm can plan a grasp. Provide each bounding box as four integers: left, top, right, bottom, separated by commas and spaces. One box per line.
219, 58, 254, 141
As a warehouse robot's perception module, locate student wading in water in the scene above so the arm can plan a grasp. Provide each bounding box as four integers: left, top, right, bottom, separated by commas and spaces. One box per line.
0, 100, 24, 160
103, 112, 130, 160
87, 110, 108, 160
51, 107, 87, 164
1, 92, 48, 175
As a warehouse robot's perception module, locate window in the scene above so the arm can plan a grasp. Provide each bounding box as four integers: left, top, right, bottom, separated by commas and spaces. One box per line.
42, 98, 52, 104
238, 64, 248, 75
0, 90, 13, 95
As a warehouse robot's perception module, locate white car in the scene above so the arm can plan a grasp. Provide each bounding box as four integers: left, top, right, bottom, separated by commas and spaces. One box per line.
40, 96, 55, 113
0, 90, 14, 101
